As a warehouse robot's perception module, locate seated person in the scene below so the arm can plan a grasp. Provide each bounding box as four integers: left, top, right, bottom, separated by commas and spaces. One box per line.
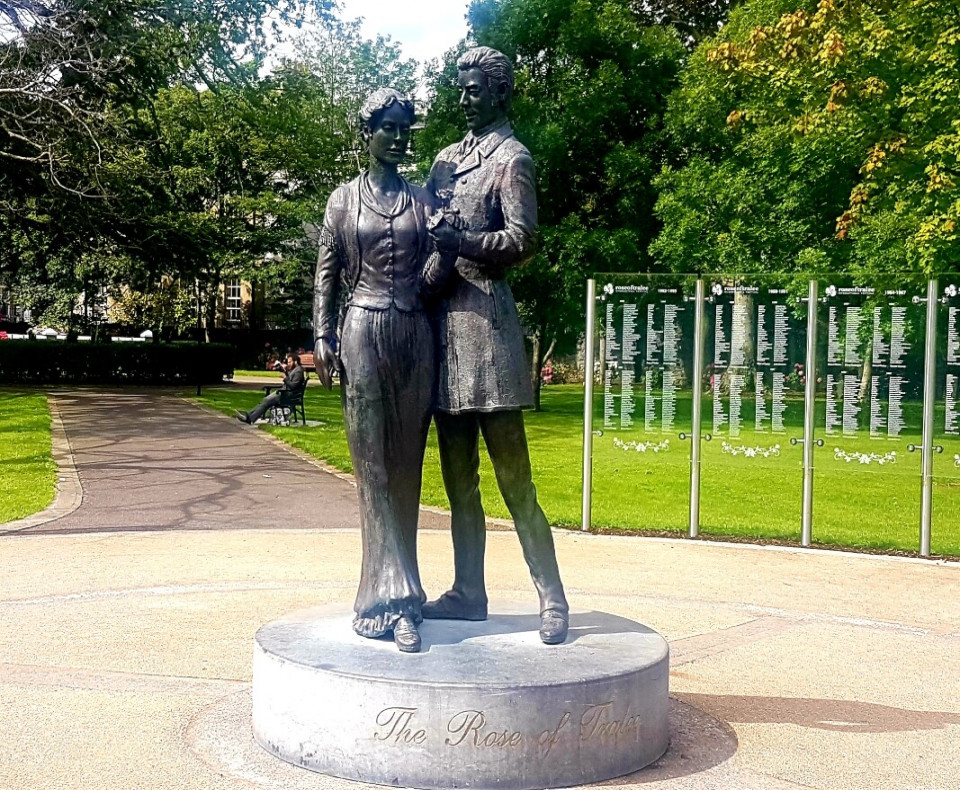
236, 353, 306, 424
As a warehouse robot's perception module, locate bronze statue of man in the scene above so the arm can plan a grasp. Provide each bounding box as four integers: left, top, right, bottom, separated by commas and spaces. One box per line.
424, 46, 569, 644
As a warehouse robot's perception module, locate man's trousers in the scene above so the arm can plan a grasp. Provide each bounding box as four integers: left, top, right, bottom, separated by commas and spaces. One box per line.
434, 409, 568, 615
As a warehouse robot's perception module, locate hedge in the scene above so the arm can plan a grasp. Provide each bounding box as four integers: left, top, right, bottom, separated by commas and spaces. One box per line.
0, 340, 234, 385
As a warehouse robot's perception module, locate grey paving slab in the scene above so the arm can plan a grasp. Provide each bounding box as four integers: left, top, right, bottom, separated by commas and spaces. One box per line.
3, 529, 957, 790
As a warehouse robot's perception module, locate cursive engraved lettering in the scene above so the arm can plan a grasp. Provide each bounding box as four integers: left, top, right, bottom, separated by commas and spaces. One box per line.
536, 711, 571, 758
445, 710, 523, 748
374, 707, 426, 745
579, 702, 642, 743
373, 702, 643, 752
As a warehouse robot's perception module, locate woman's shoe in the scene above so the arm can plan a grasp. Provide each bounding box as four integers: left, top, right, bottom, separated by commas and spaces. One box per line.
393, 616, 421, 653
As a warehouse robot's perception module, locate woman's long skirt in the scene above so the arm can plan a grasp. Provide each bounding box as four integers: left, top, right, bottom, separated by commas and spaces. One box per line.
339, 304, 434, 637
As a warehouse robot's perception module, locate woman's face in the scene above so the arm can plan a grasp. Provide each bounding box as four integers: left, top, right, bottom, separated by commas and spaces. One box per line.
368, 103, 412, 166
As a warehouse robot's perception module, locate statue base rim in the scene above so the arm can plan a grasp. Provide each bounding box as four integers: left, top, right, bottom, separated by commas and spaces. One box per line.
252, 603, 670, 790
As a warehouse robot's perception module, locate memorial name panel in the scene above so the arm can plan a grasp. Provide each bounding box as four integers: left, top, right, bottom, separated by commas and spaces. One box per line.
822, 283, 924, 455
709, 282, 798, 442
600, 281, 690, 436
944, 282, 960, 440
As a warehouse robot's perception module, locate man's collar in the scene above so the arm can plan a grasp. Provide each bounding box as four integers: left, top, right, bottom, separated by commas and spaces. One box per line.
465, 119, 512, 155
454, 120, 513, 174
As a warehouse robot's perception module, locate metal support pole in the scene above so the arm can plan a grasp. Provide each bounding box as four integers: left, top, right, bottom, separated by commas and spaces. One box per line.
801, 280, 819, 546
920, 278, 938, 557
581, 279, 597, 532
689, 278, 705, 538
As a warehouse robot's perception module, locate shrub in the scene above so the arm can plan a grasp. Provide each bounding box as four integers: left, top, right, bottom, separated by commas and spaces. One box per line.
549, 360, 584, 385
0, 340, 234, 385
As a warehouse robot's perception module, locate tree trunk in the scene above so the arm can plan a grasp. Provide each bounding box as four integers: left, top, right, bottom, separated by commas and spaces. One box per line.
530, 332, 542, 412
859, 336, 873, 403
194, 280, 202, 341
529, 324, 556, 412
204, 273, 220, 343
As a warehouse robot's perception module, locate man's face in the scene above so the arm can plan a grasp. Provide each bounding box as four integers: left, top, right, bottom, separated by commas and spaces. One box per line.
458, 67, 504, 131
285, 356, 295, 370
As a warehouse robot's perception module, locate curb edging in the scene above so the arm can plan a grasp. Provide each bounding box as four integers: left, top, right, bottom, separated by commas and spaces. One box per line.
0, 394, 83, 534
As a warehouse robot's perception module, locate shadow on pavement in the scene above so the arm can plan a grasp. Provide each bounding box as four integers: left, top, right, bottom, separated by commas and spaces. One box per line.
676, 692, 960, 733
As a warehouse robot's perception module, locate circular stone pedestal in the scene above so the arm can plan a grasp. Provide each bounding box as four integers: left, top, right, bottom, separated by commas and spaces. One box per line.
252, 604, 669, 790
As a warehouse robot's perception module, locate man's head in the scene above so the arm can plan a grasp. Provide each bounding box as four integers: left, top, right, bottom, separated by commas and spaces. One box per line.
456, 46, 513, 131
286, 353, 300, 369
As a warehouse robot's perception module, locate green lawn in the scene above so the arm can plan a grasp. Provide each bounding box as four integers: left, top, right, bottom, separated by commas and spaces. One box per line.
0, 393, 57, 523
196, 384, 960, 556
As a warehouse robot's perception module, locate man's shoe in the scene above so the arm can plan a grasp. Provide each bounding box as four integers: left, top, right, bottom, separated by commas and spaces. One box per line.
421, 592, 487, 621
539, 610, 569, 645
393, 616, 421, 653
235, 411, 251, 424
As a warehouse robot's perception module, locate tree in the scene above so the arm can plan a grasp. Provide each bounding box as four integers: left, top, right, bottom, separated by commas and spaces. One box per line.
0, 0, 335, 332
637, 0, 745, 45
651, 0, 960, 280
419, 0, 685, 408
288, 15, 417, 150
134, 25, 417, 338
1, 2, 418, 337
0, 0, 331, 193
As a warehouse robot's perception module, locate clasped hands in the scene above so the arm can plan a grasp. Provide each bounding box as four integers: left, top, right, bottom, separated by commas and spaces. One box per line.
428, 208, 466, 255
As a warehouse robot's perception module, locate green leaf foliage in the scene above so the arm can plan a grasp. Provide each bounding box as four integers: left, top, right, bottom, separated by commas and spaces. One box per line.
418, 0, 685, 404
652, 0, 960, 279
1, 3, 417, 335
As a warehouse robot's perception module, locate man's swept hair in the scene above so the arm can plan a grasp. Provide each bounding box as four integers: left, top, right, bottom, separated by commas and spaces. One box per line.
457, 46, 514, 112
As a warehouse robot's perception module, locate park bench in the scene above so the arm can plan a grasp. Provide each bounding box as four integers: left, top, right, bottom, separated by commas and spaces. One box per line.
263, 378, 308, 426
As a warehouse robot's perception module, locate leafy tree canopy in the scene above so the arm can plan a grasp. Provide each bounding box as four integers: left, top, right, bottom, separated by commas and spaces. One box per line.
0, 2, 417, 333
638, 0, 745, 45
0, 0, 332, 190
419, 0, 685, 405
651, 0, 960, 279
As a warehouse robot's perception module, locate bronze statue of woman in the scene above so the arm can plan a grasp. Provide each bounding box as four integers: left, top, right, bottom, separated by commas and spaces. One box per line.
313, 88, 444, 653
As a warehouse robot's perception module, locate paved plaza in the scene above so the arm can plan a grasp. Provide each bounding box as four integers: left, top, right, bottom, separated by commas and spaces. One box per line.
2, 390, 959, 790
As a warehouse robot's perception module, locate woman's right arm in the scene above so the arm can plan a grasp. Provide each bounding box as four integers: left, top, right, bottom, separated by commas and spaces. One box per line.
313, 205, 342, 389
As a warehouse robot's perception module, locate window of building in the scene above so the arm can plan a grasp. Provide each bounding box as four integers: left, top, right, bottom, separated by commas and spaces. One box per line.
225, 279, 242, 324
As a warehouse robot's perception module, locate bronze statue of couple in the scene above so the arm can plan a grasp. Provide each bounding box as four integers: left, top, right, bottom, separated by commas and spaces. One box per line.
313, 47, 569, 654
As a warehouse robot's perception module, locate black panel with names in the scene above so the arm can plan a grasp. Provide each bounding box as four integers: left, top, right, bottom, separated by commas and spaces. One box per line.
709, 283, 799, 439
600, 281, 691, 434
944, 283, 960, 437
822, 284, 923, 441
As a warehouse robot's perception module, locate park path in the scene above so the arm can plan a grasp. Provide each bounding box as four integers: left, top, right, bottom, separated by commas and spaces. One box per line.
6, 388, 449, 536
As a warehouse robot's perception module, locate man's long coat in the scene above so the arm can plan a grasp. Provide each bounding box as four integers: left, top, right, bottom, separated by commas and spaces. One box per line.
426, 121, 537, 414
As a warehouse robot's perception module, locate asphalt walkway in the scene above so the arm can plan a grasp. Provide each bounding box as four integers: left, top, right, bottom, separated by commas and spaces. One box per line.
2, 390, 959, 790
5, 389, 448, 535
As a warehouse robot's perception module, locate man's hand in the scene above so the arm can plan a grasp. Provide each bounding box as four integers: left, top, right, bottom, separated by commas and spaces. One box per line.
316, 337, 339, 390
428, 210, 465, 255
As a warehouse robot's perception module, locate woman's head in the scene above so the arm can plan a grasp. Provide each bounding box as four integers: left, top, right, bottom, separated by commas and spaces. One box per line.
359, 89, 416, 165
359, 88, 416, 132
